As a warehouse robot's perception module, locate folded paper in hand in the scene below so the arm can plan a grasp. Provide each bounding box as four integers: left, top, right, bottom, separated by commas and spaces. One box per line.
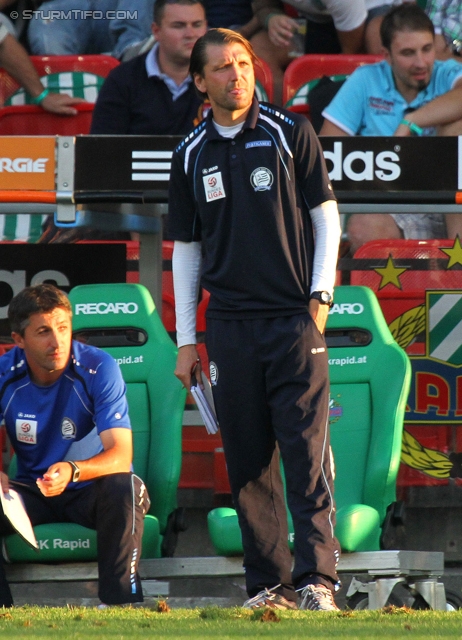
0, 487, 38, 549
191, 371, 219, 435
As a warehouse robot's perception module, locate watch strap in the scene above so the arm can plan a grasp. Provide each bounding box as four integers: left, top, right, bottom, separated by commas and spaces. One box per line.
310, 290, 333, 307
67, 460, 80, 482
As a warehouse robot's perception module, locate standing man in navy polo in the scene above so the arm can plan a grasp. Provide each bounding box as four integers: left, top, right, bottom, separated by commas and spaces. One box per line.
168, 28, 342, 611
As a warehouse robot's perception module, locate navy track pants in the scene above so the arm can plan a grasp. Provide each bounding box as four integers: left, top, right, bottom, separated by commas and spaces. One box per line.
206, 313, 340, 601
0, 472, 149, 606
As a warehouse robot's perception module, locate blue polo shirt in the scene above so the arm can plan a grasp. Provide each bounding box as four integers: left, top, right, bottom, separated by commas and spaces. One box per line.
323, 59, 462, 136
0, 341, 131, 486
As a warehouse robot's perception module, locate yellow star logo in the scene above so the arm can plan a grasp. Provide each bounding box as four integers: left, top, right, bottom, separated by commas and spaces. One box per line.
374, 254, 407, 290
440, 236, 462, 268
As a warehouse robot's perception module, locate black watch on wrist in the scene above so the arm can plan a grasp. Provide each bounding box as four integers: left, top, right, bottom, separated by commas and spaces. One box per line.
67, 460, 80, 483
310, 290, 334, 308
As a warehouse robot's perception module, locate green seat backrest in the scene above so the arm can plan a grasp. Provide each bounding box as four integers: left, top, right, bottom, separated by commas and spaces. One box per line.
330, 382, 371, 508
69, 283, 187, 533
326, 286, 411, 523
125, 383, 150, 480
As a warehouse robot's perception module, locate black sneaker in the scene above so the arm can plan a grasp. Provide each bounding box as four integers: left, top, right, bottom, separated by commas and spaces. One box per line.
243, 585, 298, 610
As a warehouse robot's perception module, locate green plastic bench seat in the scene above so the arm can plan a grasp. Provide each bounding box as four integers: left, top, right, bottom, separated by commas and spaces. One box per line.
208, 285, 411, 555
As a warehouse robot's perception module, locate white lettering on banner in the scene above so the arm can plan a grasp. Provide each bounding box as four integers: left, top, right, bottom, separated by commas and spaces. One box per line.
0, 270, 69, 320
329, 356, 368, 366
38, 540, 49, 550
21, 9, 138, 20
323, 142, 401, 182
116, 355, 144, 365
0, 158, 48, 173
53, 538, 91, 550
31, 270, 70, 288
330, 303, 364, 315
75, 302, 138, 315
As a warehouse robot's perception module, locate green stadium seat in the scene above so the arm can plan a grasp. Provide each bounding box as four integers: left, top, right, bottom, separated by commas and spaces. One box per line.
208, 285, 411, 555
3, 283, 186, 562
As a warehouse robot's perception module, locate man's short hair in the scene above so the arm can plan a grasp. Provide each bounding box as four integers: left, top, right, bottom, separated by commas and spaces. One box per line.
153, 0, 205, 25
8, 284, 72, 336
380, 3, 434, 50
190, 28, 258, 99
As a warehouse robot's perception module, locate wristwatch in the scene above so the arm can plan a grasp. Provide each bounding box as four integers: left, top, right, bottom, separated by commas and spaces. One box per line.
67, 460, 80, 483
310, 291, 334, 308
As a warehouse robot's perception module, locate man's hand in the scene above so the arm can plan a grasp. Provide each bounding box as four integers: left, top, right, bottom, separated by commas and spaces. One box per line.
36, 461, 73, 497
40, 93, 86, 116
0, 471, 9, 493
175, 344, 201, 391
267, 13, 298, 48
308, 298, 330, 335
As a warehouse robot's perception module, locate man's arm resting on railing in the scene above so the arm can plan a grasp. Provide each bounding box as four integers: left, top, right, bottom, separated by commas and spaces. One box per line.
0, 31, 85, 115
394, 80, 462, 136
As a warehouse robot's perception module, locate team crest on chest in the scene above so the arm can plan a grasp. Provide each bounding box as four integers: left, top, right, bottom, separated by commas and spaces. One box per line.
61, 417, 76, 440
203, 171, 226, 202
250, 167, 273, 191
16, 419, 37, 444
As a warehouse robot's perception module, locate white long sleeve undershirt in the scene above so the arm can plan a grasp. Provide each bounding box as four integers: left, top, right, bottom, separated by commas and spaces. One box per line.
172, 200, 341, 347
309, 200, 342, 295
172, 240, 202, 347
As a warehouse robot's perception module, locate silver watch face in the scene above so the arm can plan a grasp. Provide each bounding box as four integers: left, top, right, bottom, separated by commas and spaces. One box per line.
311, 291, 332, 306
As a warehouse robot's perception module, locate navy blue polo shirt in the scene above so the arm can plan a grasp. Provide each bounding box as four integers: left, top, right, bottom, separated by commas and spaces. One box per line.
167, 98, 335, 318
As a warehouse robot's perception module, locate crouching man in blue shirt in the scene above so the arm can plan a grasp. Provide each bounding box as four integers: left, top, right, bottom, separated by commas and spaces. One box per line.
0, 284, 150, 608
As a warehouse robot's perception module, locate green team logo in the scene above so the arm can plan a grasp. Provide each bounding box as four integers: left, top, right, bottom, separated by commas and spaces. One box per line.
427, 291, 462, 366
